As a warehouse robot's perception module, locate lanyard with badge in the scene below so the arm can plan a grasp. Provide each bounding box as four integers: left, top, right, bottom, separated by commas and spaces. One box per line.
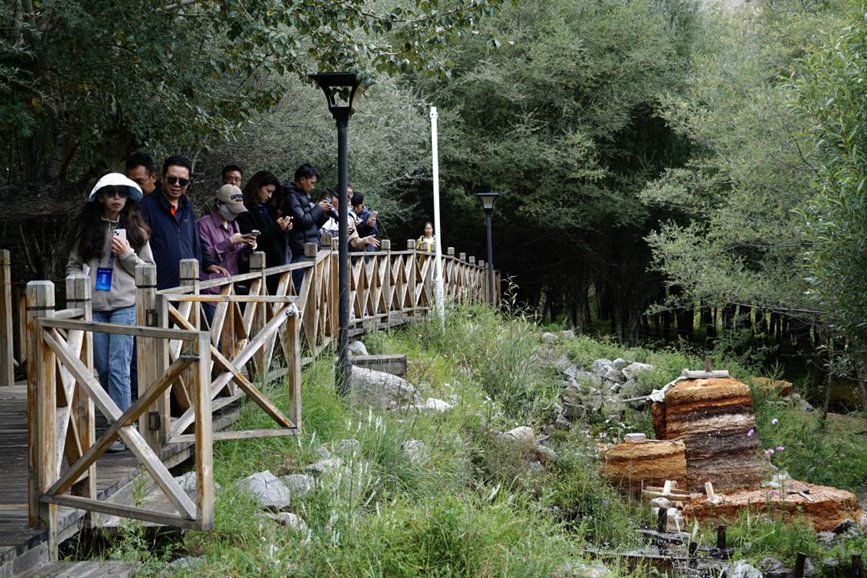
95, 228, 124, 291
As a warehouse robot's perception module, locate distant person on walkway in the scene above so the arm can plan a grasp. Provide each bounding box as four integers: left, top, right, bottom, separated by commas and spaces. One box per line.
417, 222, 435, 253
221, 164, 243, 187
140, 155, 223, 290
236, 170, 292, 269
198, 184, 257, 321
284, 163, 330, 288
125, 152, 157, 196
67, 173, 153, 423
318, 189, 341, 239
351, 191, 379, 252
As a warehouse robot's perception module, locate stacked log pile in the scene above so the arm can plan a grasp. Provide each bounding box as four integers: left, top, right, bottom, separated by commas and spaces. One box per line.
652, 377, 771, 493
601, 439, 687, 495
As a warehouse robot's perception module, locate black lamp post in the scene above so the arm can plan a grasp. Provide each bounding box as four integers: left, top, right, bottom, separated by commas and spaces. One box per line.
475, 192, 500, 304
309, 72, 364, 393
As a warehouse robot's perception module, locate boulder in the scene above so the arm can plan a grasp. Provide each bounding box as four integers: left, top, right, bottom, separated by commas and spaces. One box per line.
622, 362, 653, 381
402, 439, 426, 463
560, 330, 576, 340
554, 354, 573, 374
305, 457, 343, 476
332, 439, 361, 458
412, 397, 455, 414
541, 332, 558, 343
348, 366, 421, 408
174, 471, 221, 497
552, 561, 614, 578
612, 358, 629, 372
262, 512, 308, 532
237, 471, 291, 510
591, 359, 614, 377
729, 561, 762, 578
280, 474, 316, 497
347, 340, 369, 357
503, 426, 535, 444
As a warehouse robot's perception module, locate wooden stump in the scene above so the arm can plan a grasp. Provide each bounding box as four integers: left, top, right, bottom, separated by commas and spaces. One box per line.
652, 377, 771, 492
601, 440, 687, 495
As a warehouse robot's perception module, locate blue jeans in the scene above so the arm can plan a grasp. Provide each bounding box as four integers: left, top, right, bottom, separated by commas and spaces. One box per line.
92, 306, 136, 413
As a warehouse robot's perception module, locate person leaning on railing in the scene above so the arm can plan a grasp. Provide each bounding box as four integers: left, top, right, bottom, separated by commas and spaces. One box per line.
67, 173, 154, 451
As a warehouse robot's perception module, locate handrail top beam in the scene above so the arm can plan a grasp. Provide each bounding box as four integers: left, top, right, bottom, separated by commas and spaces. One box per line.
37, 318, 203, 341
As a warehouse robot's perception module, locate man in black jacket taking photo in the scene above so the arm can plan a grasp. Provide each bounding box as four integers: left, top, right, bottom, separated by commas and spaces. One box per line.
283, 163, 331, 289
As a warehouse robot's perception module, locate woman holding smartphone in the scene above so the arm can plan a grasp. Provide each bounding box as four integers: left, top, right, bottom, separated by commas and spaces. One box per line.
237, 171, 293, 274
67, 173, 154, 444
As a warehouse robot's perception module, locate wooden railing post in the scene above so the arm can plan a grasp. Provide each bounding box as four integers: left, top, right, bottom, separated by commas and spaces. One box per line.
407, 239, 417, 315
193, 329, 214, 530
180, 259, 200, 330
468, 256, 478, 302
136, 263, 169, 449
0, 249, 13, 385
65, 274, 96, 502
381, 240, 392, 322
26, 280, 57, 553
285, 306, 302, 429
458, 252, 467, 304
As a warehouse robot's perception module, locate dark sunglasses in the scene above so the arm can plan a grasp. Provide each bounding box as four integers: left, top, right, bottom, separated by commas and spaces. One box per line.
103, 187, 129, 198
166, 176, 190, 187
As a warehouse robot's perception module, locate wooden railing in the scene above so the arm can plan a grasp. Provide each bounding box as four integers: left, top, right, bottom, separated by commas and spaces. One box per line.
20, 237, 498, 555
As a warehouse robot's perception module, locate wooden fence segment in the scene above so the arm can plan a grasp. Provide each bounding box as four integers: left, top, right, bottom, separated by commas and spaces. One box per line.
18, 240, 494, 552
0, 249, 13, 386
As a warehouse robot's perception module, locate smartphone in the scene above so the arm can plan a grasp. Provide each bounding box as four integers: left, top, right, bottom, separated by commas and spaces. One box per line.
250, 230, 261, 237
372, 211, 379, 218
113, 229, 126, 241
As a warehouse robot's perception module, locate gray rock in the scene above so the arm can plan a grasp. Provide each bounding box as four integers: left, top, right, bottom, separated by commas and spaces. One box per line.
402, 439, 426, 463
174, 471, 221, 496
553, 560, 614, 578
729, 561, 762, 578
574, 370, 602, 387
562, 365, 580, 380
603, 365, 626, 383
348, 366, 421, 408
758, 557, 789, 578
822, 557, 840, 571
169, 557, 203, 570
412, 397, 455, 413
280, 474, 316, 497
237, 471, 291, 510
622, 362, 653, 380
817, 531, 837, 546
536, 445, 558, 463
619, 379, 641, 398
305, 457, 343, 475
611, 358, 629, 371
503, 426, 535, 444
332, 438, 361, 458
560, 330, 576, 340
541, 332, 558, 343
347, 340, 369, 357
262, 512, 308, 532
555, 414, 572, 430
316, 446, 332, 459
801, 399, 815, 412
554, 354, 573, 374
591, 359, 614, 377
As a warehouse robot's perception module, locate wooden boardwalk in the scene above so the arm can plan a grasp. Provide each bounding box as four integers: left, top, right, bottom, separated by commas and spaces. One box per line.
0, 383, 238, 576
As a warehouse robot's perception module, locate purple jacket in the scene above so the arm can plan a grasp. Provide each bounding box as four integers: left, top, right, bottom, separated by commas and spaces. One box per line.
197, 209, 252, 293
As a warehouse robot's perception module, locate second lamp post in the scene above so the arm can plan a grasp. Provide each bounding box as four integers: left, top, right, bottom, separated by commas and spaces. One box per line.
475, 192, 500, 304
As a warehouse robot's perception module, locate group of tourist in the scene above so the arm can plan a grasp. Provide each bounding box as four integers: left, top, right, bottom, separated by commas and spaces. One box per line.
66, 153, 419, 450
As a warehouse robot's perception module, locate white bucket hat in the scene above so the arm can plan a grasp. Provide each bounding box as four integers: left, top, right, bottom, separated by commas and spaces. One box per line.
88, 173, 143, 203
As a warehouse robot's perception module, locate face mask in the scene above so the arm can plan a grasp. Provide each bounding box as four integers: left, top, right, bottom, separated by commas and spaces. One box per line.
219, 205, 237, 222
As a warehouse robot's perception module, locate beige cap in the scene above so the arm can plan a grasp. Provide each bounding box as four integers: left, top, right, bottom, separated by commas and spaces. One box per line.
216, 184, 247, 214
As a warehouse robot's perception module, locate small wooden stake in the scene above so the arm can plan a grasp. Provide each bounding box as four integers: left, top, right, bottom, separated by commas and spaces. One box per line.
794, 552, 807, 578
656, 507, 668, 533
852, 554, 863, 578
716, 525, 726, 550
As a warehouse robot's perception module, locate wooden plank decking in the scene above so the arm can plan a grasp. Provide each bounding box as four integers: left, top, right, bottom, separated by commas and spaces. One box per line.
0, 383, 242, 575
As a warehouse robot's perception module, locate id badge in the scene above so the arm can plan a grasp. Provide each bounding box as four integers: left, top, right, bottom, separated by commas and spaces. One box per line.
95, 267, 113, 291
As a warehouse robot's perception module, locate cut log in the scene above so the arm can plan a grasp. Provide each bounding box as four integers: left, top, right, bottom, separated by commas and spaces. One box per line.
601, 440, 687, 495
683, 480, 862, 532
652, 377, 771, 492
751, 377, 794, 398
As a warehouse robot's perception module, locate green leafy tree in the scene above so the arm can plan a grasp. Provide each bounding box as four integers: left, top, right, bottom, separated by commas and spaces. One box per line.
796, 0, 867, 407
408, 0, 698, 339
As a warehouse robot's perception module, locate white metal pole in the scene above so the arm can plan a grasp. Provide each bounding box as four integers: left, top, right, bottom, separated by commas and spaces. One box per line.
430, 107, 445, 321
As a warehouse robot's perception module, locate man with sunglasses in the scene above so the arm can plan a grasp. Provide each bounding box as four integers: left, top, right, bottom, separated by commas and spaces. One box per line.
140, 155, 224, 290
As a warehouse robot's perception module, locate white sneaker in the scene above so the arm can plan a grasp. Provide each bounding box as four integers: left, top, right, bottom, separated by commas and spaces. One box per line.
107, 440, 126, 453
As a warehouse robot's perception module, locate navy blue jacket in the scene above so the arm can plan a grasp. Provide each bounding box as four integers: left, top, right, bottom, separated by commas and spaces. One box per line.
140, 192, 210, 290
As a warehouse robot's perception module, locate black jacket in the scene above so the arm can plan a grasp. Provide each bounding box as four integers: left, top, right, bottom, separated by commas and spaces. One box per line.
283, 182, 327, 258
235, 204, 288, 269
